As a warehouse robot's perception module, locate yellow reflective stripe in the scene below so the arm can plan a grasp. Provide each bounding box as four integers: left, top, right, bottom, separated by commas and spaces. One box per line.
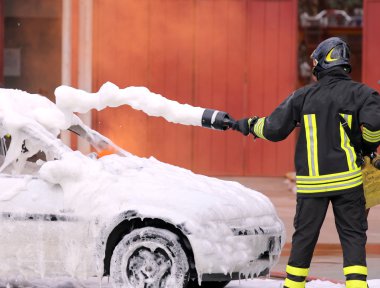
296, 168, 361, 184
346, 280, 368, 288
326, 47, 339, 62
344, 265, 368, 276
363, 127, 380, 137
253, 117, 267, 139
311, 115, 319, 175
284, 278, 306, 288
304, 115, 313, 175
363, 127, 380, 143
339, 114, 358, 170
304, 114, 319, 176
297, 176, 362, 193
286, 265, 309, 277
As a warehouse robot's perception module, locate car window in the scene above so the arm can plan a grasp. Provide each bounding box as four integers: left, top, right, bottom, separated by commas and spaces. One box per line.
0, 135, 10, 167
0, 135, 10, 156
0, 135, 46, 176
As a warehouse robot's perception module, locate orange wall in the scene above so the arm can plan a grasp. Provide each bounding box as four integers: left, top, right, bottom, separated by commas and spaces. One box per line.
92, 0, 298, 176
241, 0, 298, 176
363, 0, 380, 90
363, 0, 380, 154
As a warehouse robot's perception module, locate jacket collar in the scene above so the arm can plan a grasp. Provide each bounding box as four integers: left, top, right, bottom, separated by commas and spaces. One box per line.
317, 66, 351, 82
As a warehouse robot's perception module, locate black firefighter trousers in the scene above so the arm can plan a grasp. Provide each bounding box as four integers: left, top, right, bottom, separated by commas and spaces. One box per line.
284, 188, 368, 288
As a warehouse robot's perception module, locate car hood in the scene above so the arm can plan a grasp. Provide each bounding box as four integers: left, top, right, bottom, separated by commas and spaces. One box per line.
39, 152, 282, 230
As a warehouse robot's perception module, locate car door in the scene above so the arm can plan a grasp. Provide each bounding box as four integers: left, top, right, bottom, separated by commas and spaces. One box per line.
0, 157, 96, 278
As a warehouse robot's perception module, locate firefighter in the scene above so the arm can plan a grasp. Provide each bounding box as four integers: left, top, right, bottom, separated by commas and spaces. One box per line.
231, 37, 380, 288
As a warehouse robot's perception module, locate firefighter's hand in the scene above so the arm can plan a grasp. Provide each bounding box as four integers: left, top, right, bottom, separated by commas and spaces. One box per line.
231, 118, 251, 136
362, 142, 377, 158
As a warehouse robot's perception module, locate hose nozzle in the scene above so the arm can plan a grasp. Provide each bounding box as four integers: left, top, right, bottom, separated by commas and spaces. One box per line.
201, 109, 235, 130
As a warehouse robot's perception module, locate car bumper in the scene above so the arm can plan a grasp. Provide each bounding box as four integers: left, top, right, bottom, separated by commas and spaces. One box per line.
201, 266, 270, 281
188, 231, 283, 278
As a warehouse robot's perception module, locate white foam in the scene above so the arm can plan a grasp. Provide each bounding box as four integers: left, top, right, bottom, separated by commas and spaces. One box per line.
55, 82, 206, 126
0, 87, 284, 282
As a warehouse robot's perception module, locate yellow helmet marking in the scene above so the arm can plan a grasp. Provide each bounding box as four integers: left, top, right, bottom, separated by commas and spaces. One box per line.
326, 48, 339, 62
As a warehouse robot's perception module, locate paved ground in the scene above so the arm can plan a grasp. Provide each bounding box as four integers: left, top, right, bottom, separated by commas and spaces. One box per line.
222, 176, 380, 282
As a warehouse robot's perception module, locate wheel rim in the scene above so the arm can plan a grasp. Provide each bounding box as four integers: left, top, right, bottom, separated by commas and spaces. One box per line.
110, 228, 190, 288
127, 247, 172, 288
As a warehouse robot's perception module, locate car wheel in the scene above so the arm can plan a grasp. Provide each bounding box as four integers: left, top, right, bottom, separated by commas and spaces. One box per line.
110, 227, 190, 288
187, 280, 231, 288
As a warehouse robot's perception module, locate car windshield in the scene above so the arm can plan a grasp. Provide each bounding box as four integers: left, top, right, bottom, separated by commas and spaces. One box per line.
67, 123, 129, 157
0, 120, 130, 176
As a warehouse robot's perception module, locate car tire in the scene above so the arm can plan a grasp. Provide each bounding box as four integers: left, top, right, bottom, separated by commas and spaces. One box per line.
187, 280, 231, 288
110, 227, 190, 288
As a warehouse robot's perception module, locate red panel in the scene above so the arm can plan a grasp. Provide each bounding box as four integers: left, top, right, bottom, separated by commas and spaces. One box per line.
146, 0, 168, 162
193, 0, 246, 175
172, 1, 196, 169
363, 0, 380, 90
224, 0, 246, 175
91, 0, 297, 176
147, 0, 194, 168
245, 0, 297, 176
93, 0, 150, 157
193, 0, 214, 174
274, 0, 297, 175
363, 0, 380, 154
261, 1, 280, 176
246, 0, 266, 175
209, 0, 228, 174
93, 0, 195, 166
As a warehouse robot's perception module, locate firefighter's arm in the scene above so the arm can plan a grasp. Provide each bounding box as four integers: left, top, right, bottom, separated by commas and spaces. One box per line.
233, 90, 304, 141
359, 90, 380, 154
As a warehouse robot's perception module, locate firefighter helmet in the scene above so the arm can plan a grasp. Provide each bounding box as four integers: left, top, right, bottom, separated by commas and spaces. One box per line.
310, 37, 351, 74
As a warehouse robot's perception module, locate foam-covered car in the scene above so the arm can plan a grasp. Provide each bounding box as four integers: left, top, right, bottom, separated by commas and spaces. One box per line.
0, 88, 285, 288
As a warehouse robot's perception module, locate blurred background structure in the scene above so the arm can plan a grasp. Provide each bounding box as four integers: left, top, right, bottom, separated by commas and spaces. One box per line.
0, 0, 379, 177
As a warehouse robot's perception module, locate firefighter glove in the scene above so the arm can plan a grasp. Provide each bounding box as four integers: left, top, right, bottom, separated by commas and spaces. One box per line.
232, 117, 258, 136
362, 142, 377, 158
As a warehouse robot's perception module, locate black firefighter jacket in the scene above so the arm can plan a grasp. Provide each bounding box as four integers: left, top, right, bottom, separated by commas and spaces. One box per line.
252, 67, 380, 197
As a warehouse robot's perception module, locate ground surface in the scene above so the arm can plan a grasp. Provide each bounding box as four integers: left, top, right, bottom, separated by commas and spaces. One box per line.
1, 278, 380, 287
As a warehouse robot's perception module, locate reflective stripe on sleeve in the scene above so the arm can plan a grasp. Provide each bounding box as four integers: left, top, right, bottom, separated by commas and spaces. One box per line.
363, 127, 380, 143
253, 117, 267, 139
